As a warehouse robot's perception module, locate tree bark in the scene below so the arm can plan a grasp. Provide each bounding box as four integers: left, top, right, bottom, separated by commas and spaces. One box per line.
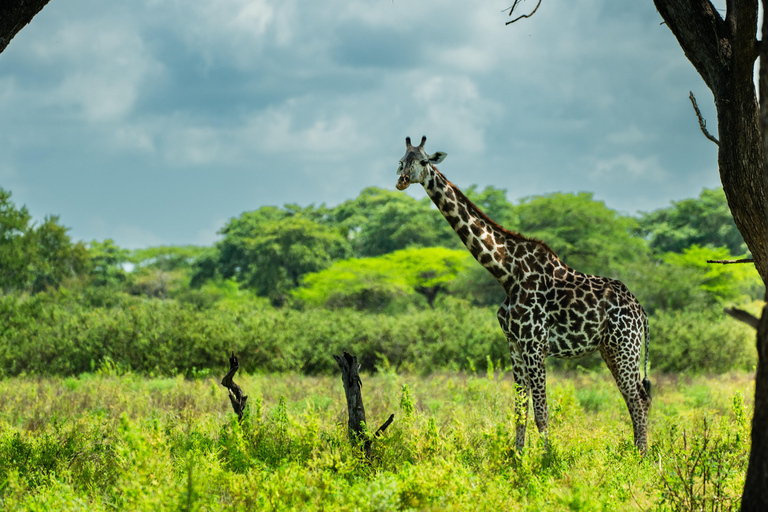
741, 304, 768, 510
740, 3, 768, 508
654, 0, 767, 283
0, 1, 53, 55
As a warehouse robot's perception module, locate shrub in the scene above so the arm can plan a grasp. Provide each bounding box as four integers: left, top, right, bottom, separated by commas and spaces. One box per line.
649, 306, 756, 373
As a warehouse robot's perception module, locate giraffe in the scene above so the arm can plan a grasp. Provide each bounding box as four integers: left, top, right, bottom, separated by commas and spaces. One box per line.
395, 136, 652, 453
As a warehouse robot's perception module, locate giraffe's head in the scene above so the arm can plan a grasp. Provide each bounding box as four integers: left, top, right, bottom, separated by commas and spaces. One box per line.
396, 136, 447, 190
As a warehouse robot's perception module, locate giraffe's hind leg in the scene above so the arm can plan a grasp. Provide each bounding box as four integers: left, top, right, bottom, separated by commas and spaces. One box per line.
599, 337, 651, 453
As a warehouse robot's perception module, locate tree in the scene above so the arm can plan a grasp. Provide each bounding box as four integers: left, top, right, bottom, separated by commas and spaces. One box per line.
87, 239, 131, 288
663, 246, 762, 303
331, 187, 459, 257
193, 211, 351, 306
0, 188, 87, 293
294, 247, 471, 310
638, 187, 748, 255
464, 185, 517, 228
27, 215, 88, 293
0, 188, 33, 292
130, 245, 207, 272
512, 192, 648, 276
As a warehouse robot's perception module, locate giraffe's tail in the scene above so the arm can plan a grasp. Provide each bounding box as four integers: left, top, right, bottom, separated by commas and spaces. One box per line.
642, 312, 651, 398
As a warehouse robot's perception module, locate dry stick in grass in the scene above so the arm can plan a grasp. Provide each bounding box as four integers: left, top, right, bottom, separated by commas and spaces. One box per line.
333, 352, 394, 459
221, 351, 248, 422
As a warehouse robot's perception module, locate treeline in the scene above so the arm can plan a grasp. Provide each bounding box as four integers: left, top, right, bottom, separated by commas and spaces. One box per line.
0, 185, 761, 377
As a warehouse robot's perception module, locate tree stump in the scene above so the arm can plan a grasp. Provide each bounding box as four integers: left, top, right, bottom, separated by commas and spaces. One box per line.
221, 351, 248, 422
333, 352, 394, 458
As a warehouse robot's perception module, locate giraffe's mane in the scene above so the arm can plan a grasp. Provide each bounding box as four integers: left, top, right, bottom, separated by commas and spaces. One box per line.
434, 168, 559, 259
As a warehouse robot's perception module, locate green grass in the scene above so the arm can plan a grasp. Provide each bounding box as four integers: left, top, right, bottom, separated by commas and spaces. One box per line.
0, 370, 754, 511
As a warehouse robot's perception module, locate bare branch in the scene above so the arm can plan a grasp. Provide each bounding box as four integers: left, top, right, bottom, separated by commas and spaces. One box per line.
689, 91, 719, 146
724, 307, 760, 329
707, 258, 755, 264
374, 414, 395, 437
505, 0, 543, 25
221, 351, 248, 422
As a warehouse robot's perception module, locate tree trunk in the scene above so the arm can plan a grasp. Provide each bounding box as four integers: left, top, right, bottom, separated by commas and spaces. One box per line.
741, 4, 768, 508
0, 1, 53, 55
741, 304, 768, 510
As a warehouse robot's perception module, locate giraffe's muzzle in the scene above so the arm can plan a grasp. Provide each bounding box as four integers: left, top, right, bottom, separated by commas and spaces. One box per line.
396, 173, 410, 190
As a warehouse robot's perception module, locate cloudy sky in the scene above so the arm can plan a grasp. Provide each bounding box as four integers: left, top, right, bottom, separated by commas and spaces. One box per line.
0, 0, 725, 248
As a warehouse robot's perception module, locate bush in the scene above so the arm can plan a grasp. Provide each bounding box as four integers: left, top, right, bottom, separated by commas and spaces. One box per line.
0, 294, 507, 377
0, 290, 760, 378
649, 306, 756, 373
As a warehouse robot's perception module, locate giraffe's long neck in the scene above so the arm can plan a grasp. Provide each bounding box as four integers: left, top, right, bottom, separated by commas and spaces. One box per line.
422, 166, 523, 286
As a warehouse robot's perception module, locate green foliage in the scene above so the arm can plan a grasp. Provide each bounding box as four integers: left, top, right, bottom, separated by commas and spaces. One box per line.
657, 417, 747, 511
0, 188, 88, 293
464, 184, 516, 227
1, 183, 762, 381
512, 192, 648, 276
638, 187, 747, 255
615, 246, 761, 316
125, 245, 208, 300
0, 294, 507, 377
618, 258, 711, 315
86, 239, 131, 289
130, 245, 207, 272
194, 210, 351, 305
649, 305, 757, 373
294, 247, 471, 309
294, 255, 412, 310
0, 188, 34, 292
331, 187, 459, 257
663, 245, 761, 303
449, 262, 506, 307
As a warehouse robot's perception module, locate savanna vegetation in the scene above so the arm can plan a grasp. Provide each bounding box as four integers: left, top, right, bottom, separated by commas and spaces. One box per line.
0, 185, 761, 377
0, 184, 762, 510
0, 370, 755, 510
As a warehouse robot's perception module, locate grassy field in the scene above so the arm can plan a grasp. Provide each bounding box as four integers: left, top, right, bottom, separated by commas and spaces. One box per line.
0, 368, 754, 511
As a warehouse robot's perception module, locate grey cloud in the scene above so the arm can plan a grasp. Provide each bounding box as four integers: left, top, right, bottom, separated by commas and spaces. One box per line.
0, 0, 734, 248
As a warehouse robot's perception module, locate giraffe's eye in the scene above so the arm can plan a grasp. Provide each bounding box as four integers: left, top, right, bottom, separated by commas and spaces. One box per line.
419, 159, 428, 166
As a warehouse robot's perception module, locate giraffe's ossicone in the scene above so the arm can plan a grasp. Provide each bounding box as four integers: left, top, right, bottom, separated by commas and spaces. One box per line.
396, 136, 652, 453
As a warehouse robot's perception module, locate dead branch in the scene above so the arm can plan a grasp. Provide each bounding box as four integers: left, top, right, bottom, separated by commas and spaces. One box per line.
334, 352, 394, 459
724, 307, 760, 329
689, 92, 719, 146
707, 258, 755, 264
505, 0, 543, 25
221, 351, 248, 422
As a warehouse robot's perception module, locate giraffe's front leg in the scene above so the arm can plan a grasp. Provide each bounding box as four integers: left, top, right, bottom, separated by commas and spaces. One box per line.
509, 346, 529, 453
499, 301, 532, 453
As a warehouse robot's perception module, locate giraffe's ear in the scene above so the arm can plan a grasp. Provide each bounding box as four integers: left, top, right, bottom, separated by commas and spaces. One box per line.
429, 152, 447, 164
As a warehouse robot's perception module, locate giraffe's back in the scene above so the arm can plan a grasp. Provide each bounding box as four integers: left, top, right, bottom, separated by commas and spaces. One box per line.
545, 266, 645, 360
